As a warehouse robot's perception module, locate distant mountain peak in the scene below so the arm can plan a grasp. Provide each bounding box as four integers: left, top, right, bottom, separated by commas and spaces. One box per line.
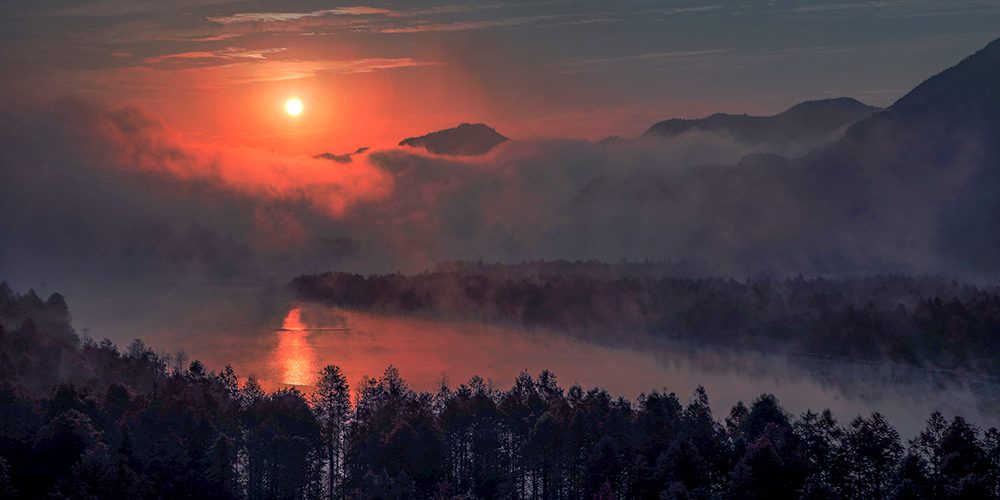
399, 123, 509, 156
640, 97, 880, 151
782, 96, 876, 113
887, 37, 1000, 118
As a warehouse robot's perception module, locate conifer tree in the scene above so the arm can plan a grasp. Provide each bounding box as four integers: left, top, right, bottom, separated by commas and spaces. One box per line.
312, 365, 351, 500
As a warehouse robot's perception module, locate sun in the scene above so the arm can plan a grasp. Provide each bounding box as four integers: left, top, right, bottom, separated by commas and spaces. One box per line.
286, 99, 303, 115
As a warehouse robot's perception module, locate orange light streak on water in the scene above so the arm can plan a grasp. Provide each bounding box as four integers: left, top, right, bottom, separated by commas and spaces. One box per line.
277, 308, 315, 385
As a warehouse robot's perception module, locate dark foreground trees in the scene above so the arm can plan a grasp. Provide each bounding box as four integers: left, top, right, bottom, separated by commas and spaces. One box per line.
3, 357, 1000, 500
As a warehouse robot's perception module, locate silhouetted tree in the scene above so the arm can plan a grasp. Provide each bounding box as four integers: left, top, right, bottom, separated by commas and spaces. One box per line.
795, 409, 847, 499
891, 453, 933, 500
28, 409, 102, 497
728, 436, 791, 500
844, 412, 903, 500
313, 365, 351, 500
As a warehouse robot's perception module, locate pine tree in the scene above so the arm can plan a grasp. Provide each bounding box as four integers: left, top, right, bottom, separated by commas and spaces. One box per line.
312, 365, 351, 500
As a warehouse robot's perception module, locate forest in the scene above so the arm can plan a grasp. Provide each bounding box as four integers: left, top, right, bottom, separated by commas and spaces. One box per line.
289, 266, 1000, 375
2, 281, 1000, 500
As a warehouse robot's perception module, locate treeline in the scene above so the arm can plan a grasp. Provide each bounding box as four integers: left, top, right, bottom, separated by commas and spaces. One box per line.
433, 259, 716, 280
288, 270, 1000, 374
2, 355, 1000, 500
0, 282, 169, 396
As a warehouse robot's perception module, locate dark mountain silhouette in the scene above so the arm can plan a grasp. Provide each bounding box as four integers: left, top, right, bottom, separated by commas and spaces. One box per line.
313, 147, 369, 164
800, 37, 1000, 275
571, 37, 1000, 278
398, 123, 509, 156
639, 97, 879, 149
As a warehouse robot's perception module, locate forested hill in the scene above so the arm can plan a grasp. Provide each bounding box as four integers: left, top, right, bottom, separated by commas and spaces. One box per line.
289, 270, 1000, 375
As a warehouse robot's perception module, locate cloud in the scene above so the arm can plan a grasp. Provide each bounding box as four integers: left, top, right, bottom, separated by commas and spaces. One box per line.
144, 47, 287, 64
0, 96, 770, 284
333, 132, 811, 274
157, 33, 245, 43
0, 98, 390, 286
637, 5, 724, 16
312, 57, 439, 74
550, 49, 730, 73
780, 0, 1000, 18
374, 13, 618, 34
200, 4, 624, 35
207, 7, 393, 25
30, 0, 240, 18
92, 57, 436, 89
1, 82, 993, 293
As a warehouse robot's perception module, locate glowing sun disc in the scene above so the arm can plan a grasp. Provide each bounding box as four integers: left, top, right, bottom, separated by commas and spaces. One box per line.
286, 99, 303, 115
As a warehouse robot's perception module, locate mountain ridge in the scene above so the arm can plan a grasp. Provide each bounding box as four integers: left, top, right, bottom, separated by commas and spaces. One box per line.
639, 97, 880, 149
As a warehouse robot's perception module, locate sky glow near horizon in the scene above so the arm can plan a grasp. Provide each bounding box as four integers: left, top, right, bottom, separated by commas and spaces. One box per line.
1, 0, 998, 154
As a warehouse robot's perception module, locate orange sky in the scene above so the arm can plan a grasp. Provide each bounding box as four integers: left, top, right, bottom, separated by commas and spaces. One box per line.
5, 1, 996, 157
96, 55, 737, 156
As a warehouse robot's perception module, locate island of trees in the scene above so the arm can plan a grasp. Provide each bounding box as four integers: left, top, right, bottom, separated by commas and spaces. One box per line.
289, 267, 1000, 376
2, 282, 1000, 500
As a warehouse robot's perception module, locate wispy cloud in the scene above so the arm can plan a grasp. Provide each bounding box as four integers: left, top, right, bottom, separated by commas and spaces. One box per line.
158, 33, 245, 42
102, 57, 437, 90
638, 5, 724, 16
782, 0, 1000, 18
208, 7, 391, 25
558, 49, 730, 66
204, 4, 626, 35
550, 49, 730, 74
316, 57, 436, 74
144, 47, 286, 64
377, 15, 556, 33
374, 12, 620, 34
41, 0, 238, 18
207, 57, 435, 83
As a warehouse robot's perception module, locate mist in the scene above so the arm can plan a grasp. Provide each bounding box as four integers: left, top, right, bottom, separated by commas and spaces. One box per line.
298, 304, 999, 440
3, 92, 985, 288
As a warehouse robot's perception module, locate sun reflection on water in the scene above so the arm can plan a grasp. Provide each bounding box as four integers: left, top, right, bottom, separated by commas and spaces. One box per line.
276, 308, 315, 385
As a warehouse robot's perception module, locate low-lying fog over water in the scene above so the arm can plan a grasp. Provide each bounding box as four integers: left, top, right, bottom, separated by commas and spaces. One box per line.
65, 282, 1000, 440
